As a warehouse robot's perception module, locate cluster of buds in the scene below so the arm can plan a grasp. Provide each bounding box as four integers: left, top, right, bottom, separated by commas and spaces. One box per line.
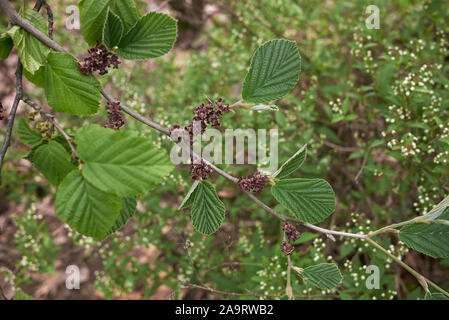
104, 101, 125, 130
189, 161, 214, 180
171, 99, 230, 140
0, 102, 4, 120
280, 222, 300, 256
170, 98, 230, 181
238, 171, 269, 193
26, 110, 39, 122
78, 43, 121, 76
193, 98, 230, 128
280, 242, 294, 256
169, 124, 183, 142
36, 121, 52, 139
282, 222, 300, 242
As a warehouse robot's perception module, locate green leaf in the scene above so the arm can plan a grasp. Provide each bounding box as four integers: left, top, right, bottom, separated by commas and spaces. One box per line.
439, 136, 449, 145
80, 0, 111, 46
191, 181, 225, 235
301, 263, 342, 290
7, 9, 50, 74
56, 170, 122, 240
242, 39, 301, 103
341, 97, 349, 114
76, 124, 174, 197
110, 0, 140, 34
0, 33, 13, 60
421, 195, 449, 221
399, 211, 449, 258
179, 180, 200, 210
13, 290, 34, 300
107, 197, 137, 235
29, 141, 76, 186
376, 63, 396, 98
117, 12, 177, 60
271, 144, 307, 179
23, 65, 45, 88
295, 231, 319, 244
425, 292, 449, 300
44, 52, 101, 115
271, 178, 335, 224
80, 0, 140, 46
102, 9, 124, 50
17, 118, 43, 146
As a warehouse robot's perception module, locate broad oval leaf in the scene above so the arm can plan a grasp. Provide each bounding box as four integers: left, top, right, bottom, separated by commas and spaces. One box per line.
80, 0, 140, 46
44, 52, 102, 115
242, 39, 301, 103
76, 124, 174, 197
191, 181, 225, 235
399, 211, 449, 258
179, 180, 200, 210
107, 197, 137, 235
0, 33, 13, 60
117, 12, 177, 60
23, 65, 45, 88
301, 263, 342, 290
271, 178, 335, 224
271, 144, 307, 179
29, 141, 76, 186
7, 9, 50, 74
17, 118, 43, 147
110, 0, 140, 34
80, 0, 111, 46
102, 9, 124, 50
56, 170, 122, 240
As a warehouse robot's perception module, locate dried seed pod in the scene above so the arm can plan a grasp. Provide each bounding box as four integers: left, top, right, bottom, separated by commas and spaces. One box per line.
78, 43, 121, 76
104, 101, 125, 130
282, 222, 300, 242
238, 171, 269, 193
280, 241, 294, 255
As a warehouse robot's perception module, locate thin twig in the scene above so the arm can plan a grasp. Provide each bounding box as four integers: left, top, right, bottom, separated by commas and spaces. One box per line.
321, 139, 359, 153
203, 261, 263, 274
366, 238, 449, 298
33, 0, 45, 11
43, 1, 54, 39
284, 232, 293, 300
0, 60, 23, 185
184, 282, 329, 299
22, 97, 78, 159
354, 152, 368, 184
101, 89, 171, 135
2, 0, 448, 298
0, 0, 67, 53
0, 0, 46, 186
184, 282, 283, 298
0, 0, 364, 239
